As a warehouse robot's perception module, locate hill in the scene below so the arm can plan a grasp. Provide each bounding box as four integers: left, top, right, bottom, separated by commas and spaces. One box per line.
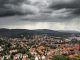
0, 29, 80, 38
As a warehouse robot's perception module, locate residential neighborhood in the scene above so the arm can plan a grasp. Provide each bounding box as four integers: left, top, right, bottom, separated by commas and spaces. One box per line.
0, 33, 80, 60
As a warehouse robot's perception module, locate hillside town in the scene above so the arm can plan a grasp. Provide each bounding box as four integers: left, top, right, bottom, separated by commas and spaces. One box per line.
0, 34, 80, 60
0, 0, 80, 59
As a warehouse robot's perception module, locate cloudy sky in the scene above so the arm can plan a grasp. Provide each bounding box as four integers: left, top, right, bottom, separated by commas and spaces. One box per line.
0, 0, 80, 31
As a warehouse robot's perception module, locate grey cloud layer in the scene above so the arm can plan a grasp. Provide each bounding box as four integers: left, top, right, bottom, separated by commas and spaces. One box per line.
49, 0, 80, 9
49, 0, 80, 15
0, 0, 80, 17
0, 0, 36, 17
0, 0, 80, 31
22, 8, 74, 22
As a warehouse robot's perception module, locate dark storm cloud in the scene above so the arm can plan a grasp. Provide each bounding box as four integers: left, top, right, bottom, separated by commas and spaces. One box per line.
22, 8, 75, 22
20, 0, 80, 22
0, 0, 80, 31
0, 7, 34, 17
72, 8, 80, 15
49, 0, 80, 9
0, 0, 33, 17
0, 8, 19, 17
50, 2, 80, 9
0, 0, 80, 17
49, 0, 80, 15
0, 0, 26, 8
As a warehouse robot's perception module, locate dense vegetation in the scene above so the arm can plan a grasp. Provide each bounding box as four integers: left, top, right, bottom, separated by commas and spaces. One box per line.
52, 55, 77, 60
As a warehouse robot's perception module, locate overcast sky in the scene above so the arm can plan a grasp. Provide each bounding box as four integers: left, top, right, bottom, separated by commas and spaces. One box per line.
0, 0, 80, 31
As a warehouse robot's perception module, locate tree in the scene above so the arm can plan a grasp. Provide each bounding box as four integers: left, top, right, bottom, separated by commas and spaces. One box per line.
3, 56, 6, 60
19, 47, 26, 54
26, 48, 33, 59
52, 55, 67, 60
10, 54, 13, 60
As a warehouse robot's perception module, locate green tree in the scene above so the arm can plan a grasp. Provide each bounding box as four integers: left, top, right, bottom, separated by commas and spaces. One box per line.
18, 57, 22, 60
4, 56, 6, 60
10, 54, 13, 60
52, 55, 67, 60
26, 48, 32, 59
19, 47, 26, 54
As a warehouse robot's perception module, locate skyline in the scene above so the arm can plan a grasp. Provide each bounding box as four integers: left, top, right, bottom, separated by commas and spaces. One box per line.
0, 0, 80, 31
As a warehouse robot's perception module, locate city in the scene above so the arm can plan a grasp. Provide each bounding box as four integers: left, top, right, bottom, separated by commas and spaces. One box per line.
0, 29, 80, 60
0, 0, 80, 60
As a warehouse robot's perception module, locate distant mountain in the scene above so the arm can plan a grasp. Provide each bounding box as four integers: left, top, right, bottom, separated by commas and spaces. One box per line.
35, 29, 60, 33
57, 30, 80, 33
0, 28, 80, 38
0, 28, 31, 37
